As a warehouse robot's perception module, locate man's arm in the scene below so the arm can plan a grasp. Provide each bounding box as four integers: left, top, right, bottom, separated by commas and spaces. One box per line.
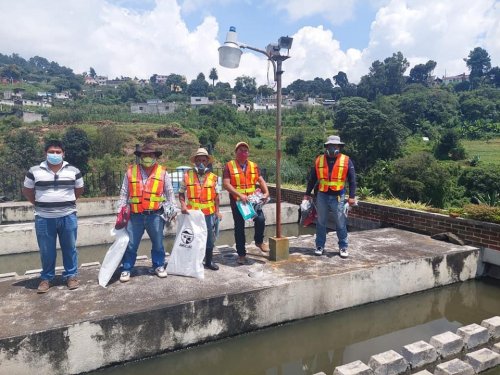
74, 187, 84, 199
304, 164, 318, 199
257, 176, 269, 199
22, 187, 35, 205
346, 159, 357, 205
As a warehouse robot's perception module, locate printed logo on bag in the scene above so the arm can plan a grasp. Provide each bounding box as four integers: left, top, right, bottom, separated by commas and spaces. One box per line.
180, 228, 194, 248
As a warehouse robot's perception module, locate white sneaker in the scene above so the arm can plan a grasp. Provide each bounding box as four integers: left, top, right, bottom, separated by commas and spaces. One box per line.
314, 246, 324, 256
120, 271, 130, 282
155, 266, 168, 278
340, 248, 349, 258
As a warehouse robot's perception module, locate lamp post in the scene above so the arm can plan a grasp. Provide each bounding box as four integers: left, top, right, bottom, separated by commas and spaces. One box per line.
219, 26, 293, 260
218, 27, 292, 244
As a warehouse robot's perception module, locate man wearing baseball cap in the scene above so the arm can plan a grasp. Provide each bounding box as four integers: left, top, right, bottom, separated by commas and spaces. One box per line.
223, 141, 269, 264
303, 135, 356, 258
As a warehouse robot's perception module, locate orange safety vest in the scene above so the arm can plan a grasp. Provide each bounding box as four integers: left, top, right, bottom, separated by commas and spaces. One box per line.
184, 170, 218, 215
226, 160, 259, 200
127, 164, 166, 213
315, 154, 349, 192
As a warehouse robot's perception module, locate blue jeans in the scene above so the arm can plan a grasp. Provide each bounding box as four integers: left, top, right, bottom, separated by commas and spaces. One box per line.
122, 212, 165, 271
35, 213, 78, 280
315, 192, 348, 249
204, 214, 216, 263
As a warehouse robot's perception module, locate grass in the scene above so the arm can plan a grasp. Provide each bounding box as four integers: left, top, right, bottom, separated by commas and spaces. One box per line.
462, 137, 500, 166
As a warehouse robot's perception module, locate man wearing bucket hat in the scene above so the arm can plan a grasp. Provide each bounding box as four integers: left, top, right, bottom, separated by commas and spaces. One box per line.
303, 135, 356, 258
116, 143, 176, 282
178, 148, 222, 271
223, 141, 269, 265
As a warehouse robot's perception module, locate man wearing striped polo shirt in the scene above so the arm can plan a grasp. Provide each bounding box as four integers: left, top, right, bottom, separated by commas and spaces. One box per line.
22, 140, 84, 293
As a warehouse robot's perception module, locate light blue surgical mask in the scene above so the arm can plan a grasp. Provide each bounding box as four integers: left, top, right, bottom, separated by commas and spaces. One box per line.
47, 153, 63, 165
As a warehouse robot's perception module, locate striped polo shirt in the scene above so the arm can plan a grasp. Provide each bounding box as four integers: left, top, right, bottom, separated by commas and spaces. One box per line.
23, 161, 84, 218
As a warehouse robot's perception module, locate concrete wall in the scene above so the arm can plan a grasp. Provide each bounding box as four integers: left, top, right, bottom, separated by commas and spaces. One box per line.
0, 193, 299, 255
0, 231, 481, 374
269, 186, 500, 254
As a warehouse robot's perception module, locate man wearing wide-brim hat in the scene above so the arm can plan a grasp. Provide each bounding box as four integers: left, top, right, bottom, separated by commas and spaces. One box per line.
303, 135, 356, 258
223, 141, 270, 265
178, 148, 222, 271
116, 142, 176, 282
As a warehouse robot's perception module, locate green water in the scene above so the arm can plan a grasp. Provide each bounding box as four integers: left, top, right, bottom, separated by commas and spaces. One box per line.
88, 278, 500, 375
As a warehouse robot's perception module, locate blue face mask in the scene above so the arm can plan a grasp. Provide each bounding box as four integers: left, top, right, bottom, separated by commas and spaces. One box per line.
47, 153, 63, 165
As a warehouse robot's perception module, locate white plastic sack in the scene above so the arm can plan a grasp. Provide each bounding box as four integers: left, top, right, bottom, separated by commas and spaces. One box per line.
98, 228, 129, 287
166, 210, 207, 279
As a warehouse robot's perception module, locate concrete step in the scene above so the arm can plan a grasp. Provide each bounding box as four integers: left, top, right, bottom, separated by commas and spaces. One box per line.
0, 202, 299, 255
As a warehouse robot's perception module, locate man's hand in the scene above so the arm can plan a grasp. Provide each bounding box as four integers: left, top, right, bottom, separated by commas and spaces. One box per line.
239, 194, 248, 203
216, 212, 223, 220
180, 202, 189, 214
303, 195, 311, 201
347, 197, 356, 206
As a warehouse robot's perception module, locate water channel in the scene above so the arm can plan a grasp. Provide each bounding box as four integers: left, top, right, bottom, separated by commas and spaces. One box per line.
86, 278, 500, 375
0, 224, 315, 275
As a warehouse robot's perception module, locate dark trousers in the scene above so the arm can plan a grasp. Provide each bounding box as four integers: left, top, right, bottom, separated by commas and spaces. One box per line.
230, 202, 265, 256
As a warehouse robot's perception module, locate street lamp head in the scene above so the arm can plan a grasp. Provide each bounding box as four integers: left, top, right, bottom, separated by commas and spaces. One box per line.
218, 26, 243, 69
278, 36, 293, 51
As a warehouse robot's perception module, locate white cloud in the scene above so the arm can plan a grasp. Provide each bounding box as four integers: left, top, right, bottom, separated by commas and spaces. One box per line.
267, 0, 358, 25
363, 0, 500, 78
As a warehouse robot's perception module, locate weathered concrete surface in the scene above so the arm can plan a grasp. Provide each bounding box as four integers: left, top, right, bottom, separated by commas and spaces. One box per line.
0, 199, 298, 255
0, 228, 480, 374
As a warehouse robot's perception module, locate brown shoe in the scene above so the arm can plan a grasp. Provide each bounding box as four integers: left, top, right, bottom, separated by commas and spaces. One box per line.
37, 280, 50, 294
256, 242, 269, 252
237, 256, 248, 265
67, 277, 79, 290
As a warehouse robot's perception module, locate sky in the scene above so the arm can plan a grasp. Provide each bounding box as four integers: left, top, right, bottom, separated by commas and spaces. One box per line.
0, 0, 499, 87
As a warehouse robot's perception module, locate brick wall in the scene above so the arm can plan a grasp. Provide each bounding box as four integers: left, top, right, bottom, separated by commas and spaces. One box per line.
269, 186, 500, 251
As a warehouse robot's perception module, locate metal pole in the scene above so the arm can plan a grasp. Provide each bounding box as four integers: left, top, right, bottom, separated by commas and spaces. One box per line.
275, 59, 283, 238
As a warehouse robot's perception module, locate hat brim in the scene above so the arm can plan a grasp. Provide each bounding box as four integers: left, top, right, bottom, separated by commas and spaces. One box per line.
190, 154, 214, 164
324, 142, 344, 146
134, 150, 162, 157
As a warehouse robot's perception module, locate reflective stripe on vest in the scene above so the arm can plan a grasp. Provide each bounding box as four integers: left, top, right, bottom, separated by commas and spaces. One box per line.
315, 154, 349, 192
127, 164, 166, 213
185, 170, 217, 215
227, 160, 259, 199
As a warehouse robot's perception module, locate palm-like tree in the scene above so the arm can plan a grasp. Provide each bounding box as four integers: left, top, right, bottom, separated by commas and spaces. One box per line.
209, 68, 218, 86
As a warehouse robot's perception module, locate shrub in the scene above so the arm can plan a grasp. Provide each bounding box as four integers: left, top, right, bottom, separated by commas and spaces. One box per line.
463, 204, 500, 224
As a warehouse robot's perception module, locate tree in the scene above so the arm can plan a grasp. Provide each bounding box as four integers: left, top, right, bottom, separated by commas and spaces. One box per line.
209, 68, 218, 86
358, 52, 409, 100
333, 71, 349, 88
4, 130, 42, 174
408, 60, 436, 85
62, 127, 91, 175
334, 97, 409, 171
388, 152, 451, 207
234, 75, 257, 102
187, 73, 209, 97
285, 131, 305, 156
465, 47, 491, 88
434, 129, 466, 161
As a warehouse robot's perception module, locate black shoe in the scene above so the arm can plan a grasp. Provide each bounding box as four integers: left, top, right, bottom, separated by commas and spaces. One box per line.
204, 262, 219, 271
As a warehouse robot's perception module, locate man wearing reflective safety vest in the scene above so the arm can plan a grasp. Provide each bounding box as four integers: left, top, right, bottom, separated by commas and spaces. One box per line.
179, 148, 222, 271
303, 135, 356, 258
117, 143, 176, 282
223, 142, 269, 265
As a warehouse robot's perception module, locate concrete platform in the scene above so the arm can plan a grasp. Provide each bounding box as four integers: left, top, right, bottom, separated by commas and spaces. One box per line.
0, 228, 480, 374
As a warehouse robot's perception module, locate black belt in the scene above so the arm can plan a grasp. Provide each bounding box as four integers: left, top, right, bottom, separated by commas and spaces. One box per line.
139, 208, 164, 215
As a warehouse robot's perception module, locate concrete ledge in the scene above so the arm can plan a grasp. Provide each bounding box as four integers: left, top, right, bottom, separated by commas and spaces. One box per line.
0, 229, 480, 374
465, 348, 500, 373
457, 323, 489, 349
0, 201, 299, 255
435, 359, 474, 375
